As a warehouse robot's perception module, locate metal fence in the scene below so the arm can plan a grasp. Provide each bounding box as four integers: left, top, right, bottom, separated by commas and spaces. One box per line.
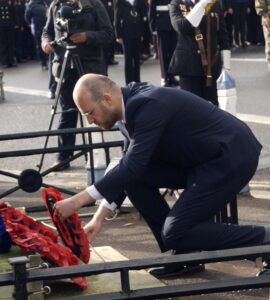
0, 127, 123, 206
2, 245, 270, 300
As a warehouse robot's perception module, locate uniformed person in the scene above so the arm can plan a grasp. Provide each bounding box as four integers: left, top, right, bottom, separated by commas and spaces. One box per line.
100, 0, 119, 67
0, 0, 17, 67
149, 0, 179, 86
114, 0, 145, 84
169, 0, 231, 106
255, 0, 270, 70
14, 0, 26, 63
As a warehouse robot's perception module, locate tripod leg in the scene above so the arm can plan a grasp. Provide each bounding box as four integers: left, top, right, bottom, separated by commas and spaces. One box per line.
37, 50, 71, 172
72, 54, 88, 161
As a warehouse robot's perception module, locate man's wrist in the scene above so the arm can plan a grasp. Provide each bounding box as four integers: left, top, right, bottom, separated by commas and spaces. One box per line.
73, 190, 95, 210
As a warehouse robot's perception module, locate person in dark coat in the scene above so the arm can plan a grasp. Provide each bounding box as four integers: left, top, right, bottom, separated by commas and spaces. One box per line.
231, 0, 252, 47
114, 0, 145, 84
149, 0, 179, 86
220, 0, 234, 48
169, 0, 231, 106
25, 0, 50, 69
0, 0, 17, 67
41, 0, 114, 169
54, 74, 270, 279
100, 0, 119, 67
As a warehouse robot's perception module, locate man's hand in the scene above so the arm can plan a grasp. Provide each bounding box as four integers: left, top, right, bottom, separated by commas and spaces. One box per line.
84, 205, 111, 243
54, 190, 95, 221
42, 41, 55, 54
54, 197, 78, 221
70, 32, 87, 43
116, 38, 123, 45
84, 218, 103, 243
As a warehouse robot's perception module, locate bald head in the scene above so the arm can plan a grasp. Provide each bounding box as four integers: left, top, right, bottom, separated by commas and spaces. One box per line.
73, 74, 122, 129
73, 73, 118, 105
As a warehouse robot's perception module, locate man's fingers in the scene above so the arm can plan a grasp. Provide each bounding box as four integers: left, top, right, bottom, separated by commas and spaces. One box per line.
87, 231, 96, 244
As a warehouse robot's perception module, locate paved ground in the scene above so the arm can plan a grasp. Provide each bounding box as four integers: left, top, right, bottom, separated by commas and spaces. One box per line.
0, 45, 270, 299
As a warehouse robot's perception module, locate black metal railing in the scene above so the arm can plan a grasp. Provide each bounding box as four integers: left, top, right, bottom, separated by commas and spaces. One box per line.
3, 245, 270, 300
0, 127, 123, 198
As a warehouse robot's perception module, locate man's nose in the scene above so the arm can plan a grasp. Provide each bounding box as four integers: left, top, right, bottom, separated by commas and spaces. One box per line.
86, 115, 94, 124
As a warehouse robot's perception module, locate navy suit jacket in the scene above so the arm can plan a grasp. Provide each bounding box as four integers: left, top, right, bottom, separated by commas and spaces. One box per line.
95, 82, 262, 204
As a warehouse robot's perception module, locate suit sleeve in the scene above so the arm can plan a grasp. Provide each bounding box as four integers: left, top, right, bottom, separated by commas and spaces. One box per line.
114, 0, 123, 38
94, 99, 168, 204
41, 1, 55, 43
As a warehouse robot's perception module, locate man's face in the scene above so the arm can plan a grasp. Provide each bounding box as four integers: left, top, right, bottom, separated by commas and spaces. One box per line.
77, 92, 118, 130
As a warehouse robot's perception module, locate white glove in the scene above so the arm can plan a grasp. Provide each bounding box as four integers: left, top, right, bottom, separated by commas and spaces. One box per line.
186, 0, 214, 27
221, 49, 231, 70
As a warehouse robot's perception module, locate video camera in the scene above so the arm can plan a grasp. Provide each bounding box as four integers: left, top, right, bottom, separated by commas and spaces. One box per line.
55, 1, 84, 37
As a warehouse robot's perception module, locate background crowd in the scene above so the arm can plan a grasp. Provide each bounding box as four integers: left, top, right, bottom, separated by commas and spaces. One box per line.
0, 0, 266, 75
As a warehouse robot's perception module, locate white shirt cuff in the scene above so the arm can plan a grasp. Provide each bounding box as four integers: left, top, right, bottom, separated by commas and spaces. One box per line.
86, 185, 104, 200
100, 199, 118, 211
85, 185, 117, 211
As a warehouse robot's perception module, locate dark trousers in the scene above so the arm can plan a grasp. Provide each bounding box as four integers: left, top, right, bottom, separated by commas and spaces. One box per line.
57, 72, 79, 161
0, 26, 15, 66
34, 30, 48, 66
48, 54, 57, 93
225, 13, 234, 48
122, 37, 141, 84
179, 75, 218, 106
124, 157, 265, 253
232, 3, 248, 46
157, 30, 177, 80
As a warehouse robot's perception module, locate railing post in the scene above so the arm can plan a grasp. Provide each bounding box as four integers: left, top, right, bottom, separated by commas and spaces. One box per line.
9, 256, 29, 300
120, 268, 131, 294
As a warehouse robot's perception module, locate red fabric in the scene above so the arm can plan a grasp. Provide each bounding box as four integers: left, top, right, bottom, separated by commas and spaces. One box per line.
41, 187, 90, 264
0, 201, 87, 289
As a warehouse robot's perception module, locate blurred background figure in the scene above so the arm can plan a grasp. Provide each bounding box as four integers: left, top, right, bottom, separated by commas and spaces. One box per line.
149, 0, 179, 87
114, 0, 145, 84
255, 0, 270, 70
0, 0, 17, 67
14, 0, 29, 63
247, 0, 264, 45
220, 0, 234, 48
169, 0, 230, 106
231, 0, 251, 48
25, 0, 50, 70
100, 0, 119, 69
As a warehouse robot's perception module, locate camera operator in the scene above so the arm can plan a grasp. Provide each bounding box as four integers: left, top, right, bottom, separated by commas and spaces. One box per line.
41, 0, 114, 170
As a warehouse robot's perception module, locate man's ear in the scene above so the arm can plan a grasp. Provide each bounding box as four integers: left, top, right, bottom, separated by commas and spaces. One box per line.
102, 93, 113, 106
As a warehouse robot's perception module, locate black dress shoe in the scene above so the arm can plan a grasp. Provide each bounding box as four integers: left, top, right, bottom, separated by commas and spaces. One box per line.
148, 263, 205, 279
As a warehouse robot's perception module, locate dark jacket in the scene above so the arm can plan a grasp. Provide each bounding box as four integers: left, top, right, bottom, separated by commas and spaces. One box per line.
25, 0, 47, 33
0, 0, 15, 27
169, 0, 230, 78
149, 0, 174, 32
42, 0, 114, 75
95, 82, 262, 205
114, 0, 145, 39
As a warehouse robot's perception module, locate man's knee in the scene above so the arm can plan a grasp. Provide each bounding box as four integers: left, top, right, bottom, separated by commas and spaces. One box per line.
161, 217, 187, 250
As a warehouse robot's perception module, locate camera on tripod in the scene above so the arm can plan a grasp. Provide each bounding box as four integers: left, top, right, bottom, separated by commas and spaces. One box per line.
55, 1, 84, 37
